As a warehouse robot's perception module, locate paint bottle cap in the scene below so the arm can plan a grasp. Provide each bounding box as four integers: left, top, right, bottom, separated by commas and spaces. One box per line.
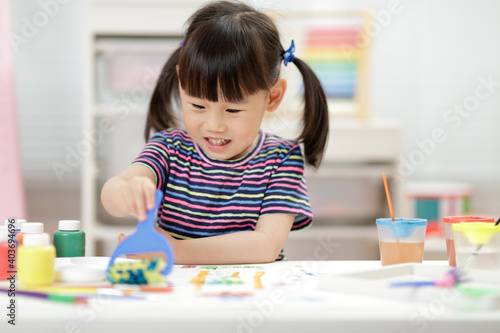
21, 222, 44, 234
58, 220, 81, 231
4, 219, 27, 229
23, 233, 51, 247
0, 226, 7, 242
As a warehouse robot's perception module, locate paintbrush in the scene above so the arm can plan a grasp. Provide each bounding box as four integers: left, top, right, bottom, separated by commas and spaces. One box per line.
382, 172, 395, 222
15, 284, 173, 295
0, 288, 88, 304
3, 283, 173, 302
390, 269, 466, 288
382, 172, 400, 246
0, 287, 148, 303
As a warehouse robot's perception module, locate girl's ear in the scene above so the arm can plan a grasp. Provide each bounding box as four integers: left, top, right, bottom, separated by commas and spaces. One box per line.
266, 78, 287, 112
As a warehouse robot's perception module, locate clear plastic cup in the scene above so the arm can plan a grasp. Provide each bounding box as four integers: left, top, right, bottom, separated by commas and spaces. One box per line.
376, 218, 428, 266
452, 222, 500, 270
443, 216, 494, 267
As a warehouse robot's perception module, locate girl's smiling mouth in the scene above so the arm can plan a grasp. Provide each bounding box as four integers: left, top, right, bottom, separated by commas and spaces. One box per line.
205, 137, 231, 151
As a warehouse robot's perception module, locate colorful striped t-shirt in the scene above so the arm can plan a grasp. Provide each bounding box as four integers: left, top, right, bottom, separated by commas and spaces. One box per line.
132, 129, 313, 260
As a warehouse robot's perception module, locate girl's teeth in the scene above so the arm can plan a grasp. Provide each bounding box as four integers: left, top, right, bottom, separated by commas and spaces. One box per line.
208, 138, 228, 145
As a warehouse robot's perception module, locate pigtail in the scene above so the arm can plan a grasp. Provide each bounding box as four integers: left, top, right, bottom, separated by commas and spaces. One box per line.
292, 57, 329, 168
144, 47, 182, 141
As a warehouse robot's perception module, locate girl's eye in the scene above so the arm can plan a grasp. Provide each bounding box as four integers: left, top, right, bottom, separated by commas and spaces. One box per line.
226, 109, 241, 114
193, 104, 205, 110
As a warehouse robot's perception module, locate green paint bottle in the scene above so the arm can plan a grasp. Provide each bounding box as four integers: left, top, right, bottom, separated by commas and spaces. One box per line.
53, 220, 85, 257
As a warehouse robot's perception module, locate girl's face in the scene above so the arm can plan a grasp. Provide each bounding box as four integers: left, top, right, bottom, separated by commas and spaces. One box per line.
179, 87, 271, 161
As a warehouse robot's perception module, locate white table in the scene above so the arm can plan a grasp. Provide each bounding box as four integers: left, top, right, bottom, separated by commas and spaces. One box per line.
1, 260, 499, 333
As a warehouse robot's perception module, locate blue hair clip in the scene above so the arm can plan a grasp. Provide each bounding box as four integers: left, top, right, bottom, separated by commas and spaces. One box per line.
283, 40, 295, 67
180, 30, 187, 47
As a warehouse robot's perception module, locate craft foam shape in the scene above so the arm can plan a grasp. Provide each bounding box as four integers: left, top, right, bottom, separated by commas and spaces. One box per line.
106, 190, 174, 283
107, 258, 166, 284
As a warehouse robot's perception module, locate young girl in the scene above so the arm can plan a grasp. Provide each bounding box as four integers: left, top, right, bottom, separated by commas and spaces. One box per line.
101, 0, 329, 264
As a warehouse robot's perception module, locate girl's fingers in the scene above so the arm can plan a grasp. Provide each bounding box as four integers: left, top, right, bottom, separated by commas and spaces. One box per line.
121, 191, 137, 218
120, 177, 156, 220
129, 182, 147, 220
144, 183, 157, 211
136, 180, 158, 220
118, 233, 127, 244
125, 253, 140, 259
121, 190, 142, 220
134, 189, 147, 221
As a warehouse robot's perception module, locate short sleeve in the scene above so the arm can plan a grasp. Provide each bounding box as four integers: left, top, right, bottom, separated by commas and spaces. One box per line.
131, 132, 170, 191
260, 145, 313, 230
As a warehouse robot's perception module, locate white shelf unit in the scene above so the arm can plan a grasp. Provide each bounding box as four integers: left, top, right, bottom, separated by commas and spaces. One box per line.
262, 117, 405, 260
82, 1, 406, 257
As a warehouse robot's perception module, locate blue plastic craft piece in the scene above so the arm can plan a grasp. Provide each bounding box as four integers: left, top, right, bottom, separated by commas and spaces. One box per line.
376, 218, 428, 238
106, 190, 174, 280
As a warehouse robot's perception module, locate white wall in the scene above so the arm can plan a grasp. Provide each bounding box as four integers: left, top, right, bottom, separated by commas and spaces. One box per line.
10, 0, 500, 224
11, 0, 82, 182
368, 0, 500, 214
259, 0, 500, 215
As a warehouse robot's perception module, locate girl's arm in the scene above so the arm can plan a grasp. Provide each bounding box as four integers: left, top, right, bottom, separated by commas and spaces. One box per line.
155, 213, 295, 264
101, 164, 157, 221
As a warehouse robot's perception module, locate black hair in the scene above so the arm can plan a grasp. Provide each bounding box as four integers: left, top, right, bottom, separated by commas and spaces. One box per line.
145, 0, 329, 167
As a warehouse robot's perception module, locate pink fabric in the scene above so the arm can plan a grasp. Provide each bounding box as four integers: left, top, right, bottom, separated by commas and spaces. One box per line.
0, 0, 26, 221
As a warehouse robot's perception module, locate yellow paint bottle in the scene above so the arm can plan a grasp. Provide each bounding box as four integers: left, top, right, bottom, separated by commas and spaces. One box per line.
18, 233, 55, 286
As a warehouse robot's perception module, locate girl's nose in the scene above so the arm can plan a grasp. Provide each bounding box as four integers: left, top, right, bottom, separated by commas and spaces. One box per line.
204, 111, 226, 132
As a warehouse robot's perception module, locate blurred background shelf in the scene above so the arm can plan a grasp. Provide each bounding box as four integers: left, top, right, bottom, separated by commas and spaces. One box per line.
14, 1, 500, 261
82, 0, 405, 257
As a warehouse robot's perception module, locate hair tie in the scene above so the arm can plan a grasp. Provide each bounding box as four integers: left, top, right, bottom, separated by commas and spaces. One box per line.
283, 40, 295, 67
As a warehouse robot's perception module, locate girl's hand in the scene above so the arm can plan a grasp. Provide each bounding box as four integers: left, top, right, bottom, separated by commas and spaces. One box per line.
101, 164, 157, 219
119, 176, 156, 221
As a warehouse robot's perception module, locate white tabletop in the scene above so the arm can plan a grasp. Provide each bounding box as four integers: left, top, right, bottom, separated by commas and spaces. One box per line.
1, 260, 499, 333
